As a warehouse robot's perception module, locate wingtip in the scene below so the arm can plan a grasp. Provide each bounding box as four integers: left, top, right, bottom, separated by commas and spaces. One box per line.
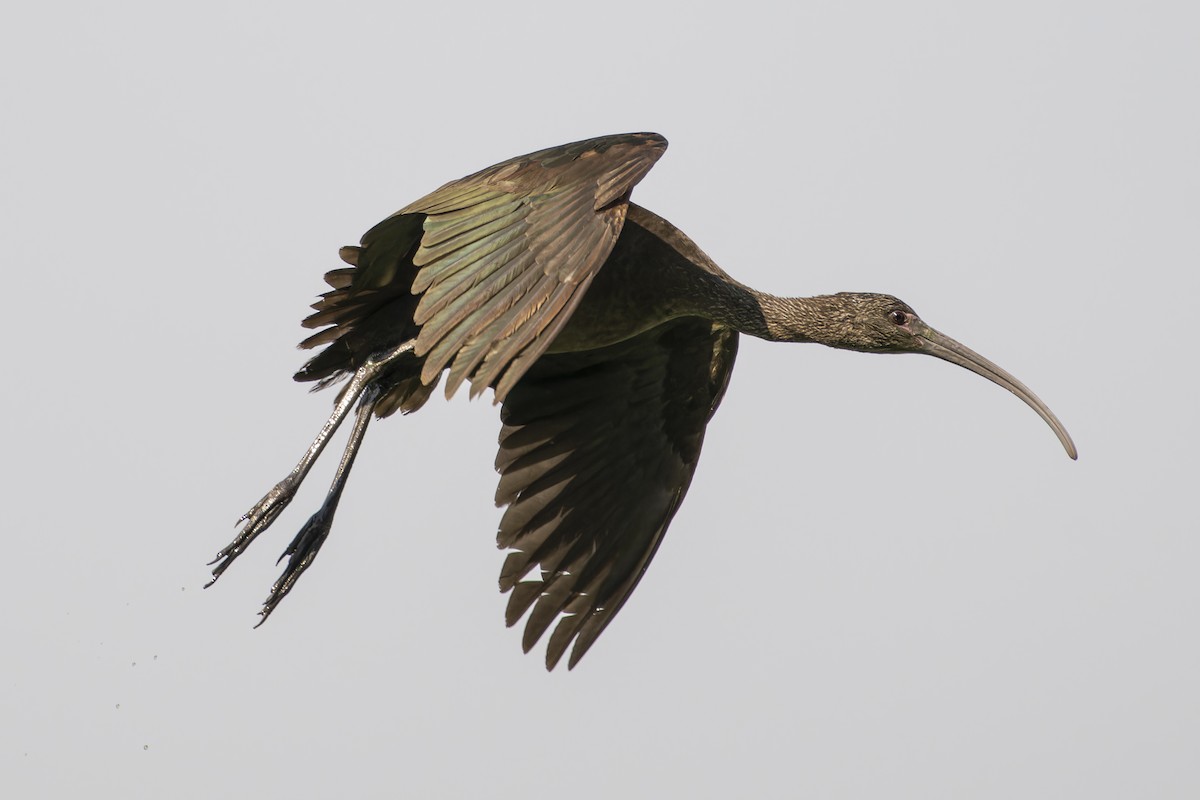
638, 131, 668, 151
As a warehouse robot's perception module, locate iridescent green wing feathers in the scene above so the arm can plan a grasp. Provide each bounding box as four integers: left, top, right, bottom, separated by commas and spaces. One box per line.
398, 132, 667, 400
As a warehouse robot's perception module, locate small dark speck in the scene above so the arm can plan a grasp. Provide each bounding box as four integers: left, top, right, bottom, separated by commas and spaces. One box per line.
143, 745, 149, 751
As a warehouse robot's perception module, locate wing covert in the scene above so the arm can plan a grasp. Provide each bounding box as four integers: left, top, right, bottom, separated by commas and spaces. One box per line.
398, 132, 668, 401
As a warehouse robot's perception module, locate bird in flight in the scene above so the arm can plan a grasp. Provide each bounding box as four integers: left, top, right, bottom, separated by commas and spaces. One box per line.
210, 132, 1076, 669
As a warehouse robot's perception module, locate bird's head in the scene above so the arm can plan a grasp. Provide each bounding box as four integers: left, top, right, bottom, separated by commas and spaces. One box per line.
809, 292, 1077, 459
812, 292, 925, 353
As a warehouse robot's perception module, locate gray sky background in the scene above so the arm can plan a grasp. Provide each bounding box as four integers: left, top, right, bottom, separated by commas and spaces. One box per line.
4, 1, 1197, 797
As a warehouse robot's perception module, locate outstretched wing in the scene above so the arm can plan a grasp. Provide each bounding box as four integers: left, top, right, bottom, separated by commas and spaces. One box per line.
294, 134, 667, 405
398, 132, 668, 401
494, 318, 739, 669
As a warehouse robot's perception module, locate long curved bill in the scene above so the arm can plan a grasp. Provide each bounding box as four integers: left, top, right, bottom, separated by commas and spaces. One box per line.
916, 324, 1077, 459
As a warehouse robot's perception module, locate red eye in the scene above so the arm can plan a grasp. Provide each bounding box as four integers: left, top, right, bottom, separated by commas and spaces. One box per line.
889, 310, 909, 325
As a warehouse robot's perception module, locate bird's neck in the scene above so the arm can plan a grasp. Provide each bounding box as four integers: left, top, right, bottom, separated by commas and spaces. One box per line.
713, 290, 852, 347
619, 207, 854, 347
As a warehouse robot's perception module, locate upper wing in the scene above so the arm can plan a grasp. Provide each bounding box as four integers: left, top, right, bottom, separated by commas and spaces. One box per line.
494, 318, 739, 669
292, 133, 667, 405
398, 132, 668, 401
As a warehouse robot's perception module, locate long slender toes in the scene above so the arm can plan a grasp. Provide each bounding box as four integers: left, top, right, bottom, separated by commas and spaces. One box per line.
252, 508, 334, 625
206, 479, 299, 584
276, 506, 331, 568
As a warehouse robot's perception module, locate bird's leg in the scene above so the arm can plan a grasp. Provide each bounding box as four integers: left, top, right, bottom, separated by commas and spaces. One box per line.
207, 339, 415, 584
256, 382, 381, 623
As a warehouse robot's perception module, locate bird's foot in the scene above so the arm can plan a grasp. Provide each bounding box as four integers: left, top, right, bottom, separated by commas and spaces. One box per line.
256, 505, 334, 624
206, 478, 299, 586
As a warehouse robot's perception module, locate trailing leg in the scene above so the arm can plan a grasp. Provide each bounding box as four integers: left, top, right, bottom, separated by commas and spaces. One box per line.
207, 339, 415, 585
257, 382, 382, 623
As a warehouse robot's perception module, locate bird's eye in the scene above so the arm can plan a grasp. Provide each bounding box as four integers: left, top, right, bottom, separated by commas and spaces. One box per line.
888, 310, 909, 325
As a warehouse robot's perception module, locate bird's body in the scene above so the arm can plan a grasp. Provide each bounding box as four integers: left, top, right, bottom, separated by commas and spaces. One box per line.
542, 205, 731, 353
211, 132, 1075, 669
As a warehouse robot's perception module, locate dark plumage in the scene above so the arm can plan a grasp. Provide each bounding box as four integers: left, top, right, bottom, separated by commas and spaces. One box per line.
210, 132, 1076, 669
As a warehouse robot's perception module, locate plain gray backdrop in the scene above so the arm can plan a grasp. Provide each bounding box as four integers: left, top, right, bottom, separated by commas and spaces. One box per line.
4, 1, 1197, 797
